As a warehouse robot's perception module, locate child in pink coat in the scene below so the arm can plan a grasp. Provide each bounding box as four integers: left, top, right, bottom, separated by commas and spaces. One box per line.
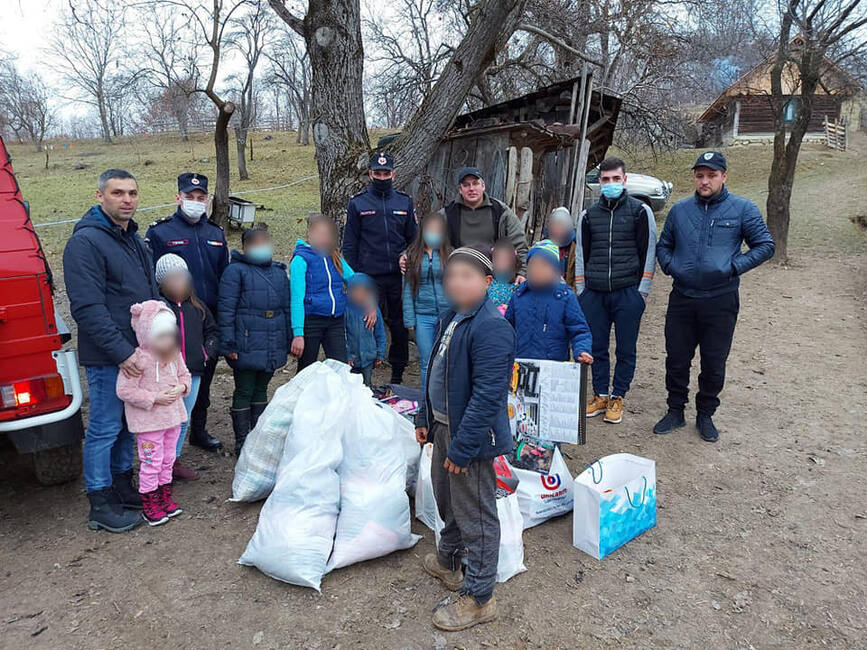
116, 300, 192, 526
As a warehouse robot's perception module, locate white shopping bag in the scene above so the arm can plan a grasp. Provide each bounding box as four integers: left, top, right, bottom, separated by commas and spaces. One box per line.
508, 447, 574, 529
414, 443, 443, 531
572, 453, 657, 560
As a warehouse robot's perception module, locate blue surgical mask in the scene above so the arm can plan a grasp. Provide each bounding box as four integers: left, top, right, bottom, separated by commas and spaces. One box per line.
423, 231, 443, 249
246, 244, 273, 264
601, 182, 624, 200
494, 271, 514, 284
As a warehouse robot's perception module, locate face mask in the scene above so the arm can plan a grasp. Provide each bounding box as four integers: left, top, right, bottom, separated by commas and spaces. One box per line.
600, 182, 624, 200
423, 231, 443, 249
494, 271, 514, 284
181, 199, 207, 221
371, 177, 393, 194
245, 244, 273, 264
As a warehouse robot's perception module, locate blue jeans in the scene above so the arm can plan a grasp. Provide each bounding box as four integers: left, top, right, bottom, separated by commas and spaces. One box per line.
414, 313, 440, 393
176, 375, 202, 456
83, 365, 135, 492
578, 286, 646, 397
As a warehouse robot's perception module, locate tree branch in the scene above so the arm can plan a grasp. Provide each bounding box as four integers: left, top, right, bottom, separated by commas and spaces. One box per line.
268, 0, 304, 35
517, 22, 602, 66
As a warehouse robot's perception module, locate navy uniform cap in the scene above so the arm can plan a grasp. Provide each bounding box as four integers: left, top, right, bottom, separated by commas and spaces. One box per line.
369, 152, 394, 171
178, 172, 209, 193
692, 151, 727, 172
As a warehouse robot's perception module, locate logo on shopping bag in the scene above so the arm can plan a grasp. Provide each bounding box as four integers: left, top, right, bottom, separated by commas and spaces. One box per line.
541, 473, 562, 490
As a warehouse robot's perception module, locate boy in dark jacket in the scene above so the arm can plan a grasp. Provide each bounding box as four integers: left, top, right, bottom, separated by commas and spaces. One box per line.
344, 273, 386, 386
505, 240, 593, 364
415, 246, 516, 632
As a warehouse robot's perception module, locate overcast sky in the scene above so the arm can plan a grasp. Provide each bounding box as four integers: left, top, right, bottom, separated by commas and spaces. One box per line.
2, 0, 58, 74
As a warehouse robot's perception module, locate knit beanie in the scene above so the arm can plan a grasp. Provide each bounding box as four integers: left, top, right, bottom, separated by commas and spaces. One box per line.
149, 309, 178, 341
447, 246, 494, 275
548, 206, 572, 226
526, 239, 561, 269
155, 253, 189, 285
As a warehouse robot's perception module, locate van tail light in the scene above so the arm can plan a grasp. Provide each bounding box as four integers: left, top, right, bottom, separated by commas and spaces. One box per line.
0, 374, 71, 417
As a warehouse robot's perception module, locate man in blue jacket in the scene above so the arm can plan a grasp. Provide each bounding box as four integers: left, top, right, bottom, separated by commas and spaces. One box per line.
654, 151, 775, 441
343, 153, 417, 384
415, 246, 516, 631
63, 169, 159, 533
146, 173, 228, 452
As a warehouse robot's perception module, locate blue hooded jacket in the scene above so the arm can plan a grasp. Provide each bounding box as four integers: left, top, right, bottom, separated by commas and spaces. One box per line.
656, 187, 775, 298
344, 274, 387, 367
416, 298, 516, 468
402, 249, 450, 328
218, 249, 291, 371
505, 281, 592, 361
289, 239, 354, 336
63, 206, 159, 366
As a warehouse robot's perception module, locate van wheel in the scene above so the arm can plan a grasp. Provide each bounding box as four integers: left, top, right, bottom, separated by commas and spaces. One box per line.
32, 443, 82, 485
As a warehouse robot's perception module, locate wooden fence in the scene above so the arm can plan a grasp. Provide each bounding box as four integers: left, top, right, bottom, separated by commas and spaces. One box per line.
823, 116, 847, 152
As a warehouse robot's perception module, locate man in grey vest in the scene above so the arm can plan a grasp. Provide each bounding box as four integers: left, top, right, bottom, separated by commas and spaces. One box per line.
576, 157, 657, 425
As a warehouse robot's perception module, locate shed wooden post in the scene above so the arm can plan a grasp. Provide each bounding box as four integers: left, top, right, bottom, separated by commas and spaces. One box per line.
732, 100, 741, 138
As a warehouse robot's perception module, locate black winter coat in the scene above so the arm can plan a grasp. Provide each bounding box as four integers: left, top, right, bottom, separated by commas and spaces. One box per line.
163, 296, 219, 375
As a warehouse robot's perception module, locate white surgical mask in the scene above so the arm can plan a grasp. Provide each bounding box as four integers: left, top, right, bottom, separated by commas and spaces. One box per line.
181, 199, 207, 221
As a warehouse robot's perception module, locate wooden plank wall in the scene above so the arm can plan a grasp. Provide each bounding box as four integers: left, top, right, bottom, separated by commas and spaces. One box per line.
737, 94, 842, 133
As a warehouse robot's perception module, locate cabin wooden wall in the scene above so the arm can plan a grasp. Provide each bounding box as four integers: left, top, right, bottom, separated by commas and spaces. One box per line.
727, 94, 842, 133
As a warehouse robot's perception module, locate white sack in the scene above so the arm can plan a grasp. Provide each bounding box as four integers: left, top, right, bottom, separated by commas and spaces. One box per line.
509, 447, 574, 529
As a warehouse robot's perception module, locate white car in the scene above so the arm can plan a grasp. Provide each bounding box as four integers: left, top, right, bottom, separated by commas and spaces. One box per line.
585, 166, 673, 212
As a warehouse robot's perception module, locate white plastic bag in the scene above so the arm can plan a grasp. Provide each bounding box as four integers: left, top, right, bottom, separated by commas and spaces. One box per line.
231, 363, 335, 502
573, 453, 657, 560
414, 443, 444, 531
238, 368, 347, 590
509, 447, 574, 529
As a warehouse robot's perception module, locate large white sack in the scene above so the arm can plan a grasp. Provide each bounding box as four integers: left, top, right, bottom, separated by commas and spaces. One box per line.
417, 445, 526, 583
328, 380, 420, 570
238, 367, 347, 591
509, 447, 574, 529
231, 363, 336, 502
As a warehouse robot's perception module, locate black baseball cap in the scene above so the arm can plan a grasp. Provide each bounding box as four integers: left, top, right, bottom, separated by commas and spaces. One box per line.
369, 152, 394, 171
457, 166, 484, 184
178, 172, 209, 193
692, 151, 727, 172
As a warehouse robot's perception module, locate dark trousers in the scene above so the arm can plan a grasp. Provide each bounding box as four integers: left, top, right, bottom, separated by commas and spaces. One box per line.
232, 369, 274, 409
189, 355, 217, 435
297, 314, 347, 372
579, 286, 646, 397
430, 421, 499, 605
372, 272, 408, 376
664, 289, 739, 416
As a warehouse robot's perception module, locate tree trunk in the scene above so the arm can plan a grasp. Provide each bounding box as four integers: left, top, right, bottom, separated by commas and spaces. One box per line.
212, 103, 236, 227
235, 126, 249, 180
176, 104, 190, 142
97, 94, 112, 144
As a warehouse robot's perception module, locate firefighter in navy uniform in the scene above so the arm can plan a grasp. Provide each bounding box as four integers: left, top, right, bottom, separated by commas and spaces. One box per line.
343, 153, 417, 384
145, 173, 228, 452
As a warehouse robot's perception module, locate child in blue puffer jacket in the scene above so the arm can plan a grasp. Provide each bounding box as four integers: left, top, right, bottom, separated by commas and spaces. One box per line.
345, 273, 386, 386
505, 239, 593, 364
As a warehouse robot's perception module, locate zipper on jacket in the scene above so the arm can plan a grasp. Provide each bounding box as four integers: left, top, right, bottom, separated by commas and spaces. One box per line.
382, 195, 392, 264
708, 218, 715, 246
608, 208, 615, 292
193, 224, 207, 305
324, 258, 336, 315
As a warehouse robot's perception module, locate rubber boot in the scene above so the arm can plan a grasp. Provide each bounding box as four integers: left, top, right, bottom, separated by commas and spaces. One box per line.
250, 402, 267, 431
112, 469, 143, 510
188, 416, 223, 451
231, 408, 251, 456
87, 487, 142, 533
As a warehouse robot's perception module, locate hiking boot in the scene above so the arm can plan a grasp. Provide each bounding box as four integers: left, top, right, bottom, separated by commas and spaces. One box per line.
231, 408, 251, 456
172, 459, 199, 481
586, 395, 608, 418
86, 487, 143, 533
423, 553, 464, 591
141, 490, 169, 526
653, 409, 686, 435
696, 414, 719, 442
432, 594, 497, 632
112, 469, 142, 510
158, 483, 182, 518
188, 427, 223, 451
603, 396, 624, 424
250, 402, 267, 431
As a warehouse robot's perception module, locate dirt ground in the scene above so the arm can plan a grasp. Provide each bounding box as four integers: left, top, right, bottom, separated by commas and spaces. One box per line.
2, 142, 866, 649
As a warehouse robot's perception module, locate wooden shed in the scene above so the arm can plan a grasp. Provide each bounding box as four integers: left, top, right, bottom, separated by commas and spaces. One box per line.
407, 73, 621, 244
697, 37, 861, 146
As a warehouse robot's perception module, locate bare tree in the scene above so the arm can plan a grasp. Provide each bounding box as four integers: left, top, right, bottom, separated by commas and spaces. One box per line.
0, 62, 54, 151
265, 31, 313, 144
766, 0, 866, 262
48, 0, 137, 144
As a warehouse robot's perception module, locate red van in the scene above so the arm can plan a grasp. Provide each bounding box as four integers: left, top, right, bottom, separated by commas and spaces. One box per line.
0, 136, 84, 484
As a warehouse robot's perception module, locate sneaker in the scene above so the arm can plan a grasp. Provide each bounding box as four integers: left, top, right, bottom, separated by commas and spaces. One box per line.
422, 553, 464, 591
158, 483, 183, 518
603, 396, 624, 424
653, 409, 686, 435
112, 469, 143, 510
172, 459, 199, 481
86, 487, 143, 533
696, 414, 719, 442
432, 594, 497, 632
586, 395, 608, 418
140, 490, 169, 526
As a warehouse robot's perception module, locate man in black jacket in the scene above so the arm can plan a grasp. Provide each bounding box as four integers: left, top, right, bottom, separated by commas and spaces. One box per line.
63, 169, 159, 533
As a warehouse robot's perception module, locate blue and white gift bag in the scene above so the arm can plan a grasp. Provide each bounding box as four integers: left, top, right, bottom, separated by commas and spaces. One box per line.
572, 453, 656, 560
